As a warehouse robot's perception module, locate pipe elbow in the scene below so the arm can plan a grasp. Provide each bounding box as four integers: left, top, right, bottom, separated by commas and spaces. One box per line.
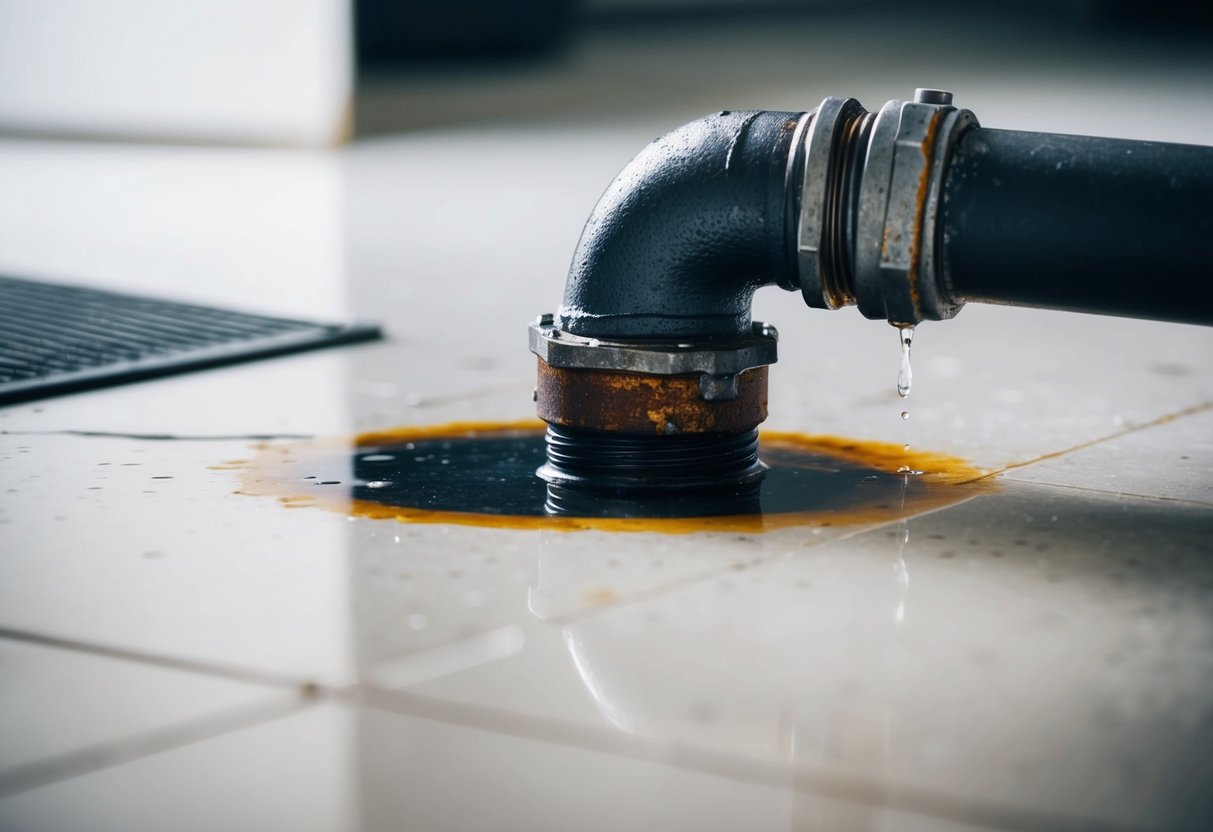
557, 110, 805, 340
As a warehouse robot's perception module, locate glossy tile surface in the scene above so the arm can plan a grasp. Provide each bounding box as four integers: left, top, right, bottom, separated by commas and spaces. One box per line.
0, 637, 293, 795
1, 434, 359, 687
1005, 405, 1213, 504
402, 482, 1213, 829
2, 12, 1213, 832
0, 701, 1008, 832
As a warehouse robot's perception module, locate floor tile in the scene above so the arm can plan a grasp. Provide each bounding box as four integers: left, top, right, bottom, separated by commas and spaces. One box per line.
0, 704, 348, 832
0, 637, 293, 795
0, 434, 358, 687
348, 520, 876, 672
754, 296, 1213, 474
0, 700, 1009, 832
396, 481, 1213, 831
1005, 405, 1213, 504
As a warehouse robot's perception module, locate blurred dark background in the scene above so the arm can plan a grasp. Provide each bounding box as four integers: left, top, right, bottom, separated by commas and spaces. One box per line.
352, 0, 1213, 136
356, 0, 1213, 65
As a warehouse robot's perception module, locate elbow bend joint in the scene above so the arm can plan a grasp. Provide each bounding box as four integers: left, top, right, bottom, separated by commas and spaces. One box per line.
556, 110, 807, 341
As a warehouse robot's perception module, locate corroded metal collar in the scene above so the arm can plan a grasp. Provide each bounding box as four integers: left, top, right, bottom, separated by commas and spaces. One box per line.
529, 314, 777, 403
535, 360, 769, 436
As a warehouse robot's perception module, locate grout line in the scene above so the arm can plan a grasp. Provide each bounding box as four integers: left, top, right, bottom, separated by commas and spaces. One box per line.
542, 520, 893, 628
546, 490, 991, 629
363, 688, 1147, 832
0, 429, 313, 441
0, 628, 351, 697
981, 400, 1213, 480
400, 379, 531, 409
998, 476, 1213, 509
0, 699, 310, 799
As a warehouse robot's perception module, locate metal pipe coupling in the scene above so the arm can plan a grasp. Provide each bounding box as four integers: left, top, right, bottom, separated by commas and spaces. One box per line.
797, 88, 977, 324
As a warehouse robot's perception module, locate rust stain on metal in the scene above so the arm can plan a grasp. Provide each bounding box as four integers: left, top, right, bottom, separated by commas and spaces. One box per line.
535, 359, 767, 435
907, 111, 942, 311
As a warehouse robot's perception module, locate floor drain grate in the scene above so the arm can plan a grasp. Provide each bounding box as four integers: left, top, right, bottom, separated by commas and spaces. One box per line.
0, 275, 381, 404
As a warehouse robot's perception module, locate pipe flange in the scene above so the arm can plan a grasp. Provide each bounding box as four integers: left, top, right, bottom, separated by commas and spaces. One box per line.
854, 93, 975, 323
528, 314, 778, 402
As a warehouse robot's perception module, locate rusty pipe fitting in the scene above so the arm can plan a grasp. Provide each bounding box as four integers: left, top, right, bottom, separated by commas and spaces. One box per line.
528, 314, 777, 511
532, 89, 1213, 513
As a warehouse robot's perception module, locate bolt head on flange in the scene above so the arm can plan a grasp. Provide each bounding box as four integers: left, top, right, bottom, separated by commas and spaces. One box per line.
913, 88, 953, 106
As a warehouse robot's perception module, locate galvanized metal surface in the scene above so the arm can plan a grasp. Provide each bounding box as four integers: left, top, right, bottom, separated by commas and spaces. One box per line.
529, 316, 777, 401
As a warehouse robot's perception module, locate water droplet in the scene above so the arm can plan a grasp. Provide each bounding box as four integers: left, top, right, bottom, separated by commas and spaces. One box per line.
362, 454, 394, 462
903, 443, 910, 452
364, 480, 391, 489
900, 411, 910, 420
895, 324, 914, 398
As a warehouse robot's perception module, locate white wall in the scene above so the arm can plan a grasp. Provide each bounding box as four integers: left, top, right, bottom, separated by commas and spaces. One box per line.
0, 0, 352, 146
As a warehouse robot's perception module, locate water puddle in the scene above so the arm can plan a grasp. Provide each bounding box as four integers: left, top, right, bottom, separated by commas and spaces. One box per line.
235, 421, 994, 534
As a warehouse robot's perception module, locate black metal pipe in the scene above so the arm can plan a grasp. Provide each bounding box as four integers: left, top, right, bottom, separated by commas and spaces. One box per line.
558, 110, 805, 340
531, 91, 1213, 514
941, 128, 1213, 326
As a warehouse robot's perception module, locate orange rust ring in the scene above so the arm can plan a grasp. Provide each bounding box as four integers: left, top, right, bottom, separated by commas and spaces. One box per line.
536, 358, 768, 435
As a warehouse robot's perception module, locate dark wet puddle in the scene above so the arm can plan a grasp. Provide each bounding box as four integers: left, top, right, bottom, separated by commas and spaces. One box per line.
239, 422, 994, 533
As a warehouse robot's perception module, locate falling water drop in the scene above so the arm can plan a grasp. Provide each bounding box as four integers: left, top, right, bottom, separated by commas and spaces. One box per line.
900, 411, 910, 421
896, 325, 914, 398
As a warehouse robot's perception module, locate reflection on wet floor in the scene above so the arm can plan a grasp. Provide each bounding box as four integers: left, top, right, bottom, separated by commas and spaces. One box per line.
238, 422, 995, 533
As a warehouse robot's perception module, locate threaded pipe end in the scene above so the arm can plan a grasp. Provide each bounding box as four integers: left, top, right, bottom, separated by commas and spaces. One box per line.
537, 424, 766, 517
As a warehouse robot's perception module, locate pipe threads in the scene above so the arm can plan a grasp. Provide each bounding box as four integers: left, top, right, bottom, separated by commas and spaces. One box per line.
538, 424, 766, 516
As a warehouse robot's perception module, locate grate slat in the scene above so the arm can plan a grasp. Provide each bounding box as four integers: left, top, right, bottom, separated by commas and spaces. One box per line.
0, 276, 381, 403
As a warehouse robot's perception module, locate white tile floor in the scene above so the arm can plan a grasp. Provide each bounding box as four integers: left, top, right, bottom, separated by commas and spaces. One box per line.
2, 12, 1213, 832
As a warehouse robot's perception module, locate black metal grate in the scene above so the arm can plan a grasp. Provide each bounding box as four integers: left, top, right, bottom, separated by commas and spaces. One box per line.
0, 275, 381, 404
